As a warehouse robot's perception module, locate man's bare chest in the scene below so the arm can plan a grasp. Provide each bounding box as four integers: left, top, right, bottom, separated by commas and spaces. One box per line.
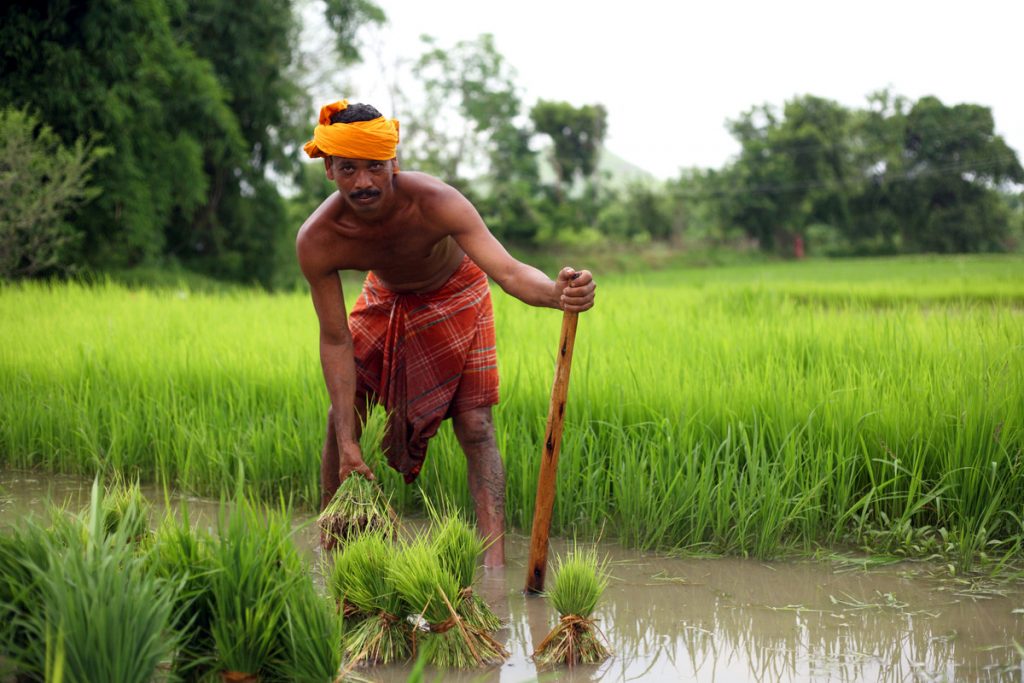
325, 226, 462, 291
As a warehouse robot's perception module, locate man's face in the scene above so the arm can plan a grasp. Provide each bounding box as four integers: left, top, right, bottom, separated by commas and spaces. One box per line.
325, 156, 395, 213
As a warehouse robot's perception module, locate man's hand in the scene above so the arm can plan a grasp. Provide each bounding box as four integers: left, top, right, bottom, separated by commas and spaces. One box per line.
338, 440, 375, 483
556, 267, 596, 312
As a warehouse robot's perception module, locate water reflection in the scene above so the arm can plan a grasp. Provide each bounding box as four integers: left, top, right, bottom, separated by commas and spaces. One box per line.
2, 471, 1023, 682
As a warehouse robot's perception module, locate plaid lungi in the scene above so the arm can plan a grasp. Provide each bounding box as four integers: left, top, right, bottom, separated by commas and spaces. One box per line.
348, 255, 500, 483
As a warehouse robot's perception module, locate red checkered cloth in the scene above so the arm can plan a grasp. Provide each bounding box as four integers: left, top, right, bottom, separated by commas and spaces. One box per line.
348, 256, 500, 483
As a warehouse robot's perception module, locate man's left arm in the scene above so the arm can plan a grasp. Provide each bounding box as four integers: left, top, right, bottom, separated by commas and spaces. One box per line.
439, 190, 596, 312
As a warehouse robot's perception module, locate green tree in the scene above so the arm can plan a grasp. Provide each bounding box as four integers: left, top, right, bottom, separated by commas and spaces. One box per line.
897, 96, 1023, 252
0, 0, 384, 284
722, 96, 854, 254
0, 0, 242, 269
596, 182, 672, 242
322, 0, 387, 64
530, 100, 608, 197
406, 34, 533, 186
404, 34, 540, 241
845, 89, 913, 252
0, 108, 109, 279
166, 0, 305, 284
719, 105, 793, 251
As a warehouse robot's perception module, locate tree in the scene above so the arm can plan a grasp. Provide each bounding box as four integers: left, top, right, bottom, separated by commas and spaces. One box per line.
0, 108, 109, 279
722, 96, 855, 254
405, 34, 533, 187
403, 34, 541, 241
1, 0, 385, 283
896, 96, 1024, 251
0, 0, 242, 269
530, 100, 608, 196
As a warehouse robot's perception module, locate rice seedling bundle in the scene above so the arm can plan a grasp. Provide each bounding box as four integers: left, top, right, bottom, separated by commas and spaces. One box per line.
148, 507, 218, 678
327, 531, 411, 665
95, 476, 152, 542
533, 547, 611, 667
386, 537, 508, 668
4, 481, 180, 683
269, 580, 343, 683
430, 512, 502, 632
208, 496, 306, 681
318, 474, 397, 551
0, 521, 53, 671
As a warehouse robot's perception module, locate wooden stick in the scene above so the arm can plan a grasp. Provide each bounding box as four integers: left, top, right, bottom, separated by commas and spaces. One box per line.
525, 310, 579, 594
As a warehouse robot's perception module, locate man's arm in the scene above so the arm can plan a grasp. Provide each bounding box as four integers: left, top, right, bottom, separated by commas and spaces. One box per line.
436, 188, 596, 311
297, 235, 374, 481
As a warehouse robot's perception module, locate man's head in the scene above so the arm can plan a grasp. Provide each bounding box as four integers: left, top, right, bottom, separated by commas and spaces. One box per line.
303, 100, 401, 214
328, 102, 383, 125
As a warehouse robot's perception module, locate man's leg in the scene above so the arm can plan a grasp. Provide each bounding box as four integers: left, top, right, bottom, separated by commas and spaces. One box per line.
319, 402, 368, 510
452, 405, 506, 568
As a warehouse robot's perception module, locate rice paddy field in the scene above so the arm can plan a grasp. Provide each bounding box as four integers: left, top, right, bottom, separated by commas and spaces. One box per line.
2, 254, 1024, 571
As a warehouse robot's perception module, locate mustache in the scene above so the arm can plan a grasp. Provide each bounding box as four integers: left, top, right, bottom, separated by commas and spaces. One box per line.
349, 188, 382, 201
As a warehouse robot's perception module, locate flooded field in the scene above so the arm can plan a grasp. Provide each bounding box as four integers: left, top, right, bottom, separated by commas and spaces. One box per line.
3, 471, 1023, 682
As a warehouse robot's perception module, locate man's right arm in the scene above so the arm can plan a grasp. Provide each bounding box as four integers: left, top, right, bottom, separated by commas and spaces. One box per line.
297, 234, 374, 481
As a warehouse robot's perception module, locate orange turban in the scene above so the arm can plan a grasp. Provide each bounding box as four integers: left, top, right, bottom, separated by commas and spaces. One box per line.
303, 100, 400, 166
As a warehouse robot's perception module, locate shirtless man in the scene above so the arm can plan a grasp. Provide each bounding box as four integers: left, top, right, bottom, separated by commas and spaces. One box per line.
296, 101, 596, 567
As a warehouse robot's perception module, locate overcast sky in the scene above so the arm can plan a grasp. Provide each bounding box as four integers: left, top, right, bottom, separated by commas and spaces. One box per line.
332, 0, 1022, 180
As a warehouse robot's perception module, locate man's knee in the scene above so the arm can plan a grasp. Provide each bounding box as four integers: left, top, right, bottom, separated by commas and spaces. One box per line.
452, 407, 496, 449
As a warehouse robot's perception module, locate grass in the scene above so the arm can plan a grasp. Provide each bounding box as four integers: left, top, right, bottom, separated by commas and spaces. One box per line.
1, 254, 1023, 568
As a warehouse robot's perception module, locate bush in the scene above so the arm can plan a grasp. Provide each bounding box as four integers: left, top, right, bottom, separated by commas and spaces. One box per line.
0, 108, 107, 279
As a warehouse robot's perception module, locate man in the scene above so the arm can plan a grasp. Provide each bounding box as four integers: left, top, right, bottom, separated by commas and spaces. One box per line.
297, 100, 595, 567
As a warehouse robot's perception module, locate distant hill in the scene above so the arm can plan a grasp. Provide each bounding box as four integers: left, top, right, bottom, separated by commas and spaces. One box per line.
597, 147, 659, 185
535, 144, 661, 192
468, 144, 660, 197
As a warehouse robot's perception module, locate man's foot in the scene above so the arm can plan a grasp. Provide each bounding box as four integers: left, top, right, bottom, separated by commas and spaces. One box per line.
482, 540, 505, 568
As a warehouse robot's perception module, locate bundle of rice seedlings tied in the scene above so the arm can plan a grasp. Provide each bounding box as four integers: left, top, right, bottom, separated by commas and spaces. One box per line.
387, 537, 508, 668
209, 495, 306, 682
8, 481, 181, 683
148, 505, 218, 679
532, 547, 612, 667
268, 579, 343, 683
327, 531, 410, 665
318, 474, 397, 551
430, 512, 502, 632
94, 475, 152, 543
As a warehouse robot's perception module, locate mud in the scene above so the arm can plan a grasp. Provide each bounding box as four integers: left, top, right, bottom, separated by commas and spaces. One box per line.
3, 470, 1022, 682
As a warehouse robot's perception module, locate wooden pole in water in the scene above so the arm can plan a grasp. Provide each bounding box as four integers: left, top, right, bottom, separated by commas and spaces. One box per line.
525, 310, 579, 594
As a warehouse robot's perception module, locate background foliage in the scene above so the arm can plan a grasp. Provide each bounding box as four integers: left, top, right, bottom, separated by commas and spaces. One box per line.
1, 3, 1022, 286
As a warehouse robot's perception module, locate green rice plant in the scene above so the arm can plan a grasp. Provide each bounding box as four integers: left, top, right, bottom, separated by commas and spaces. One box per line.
533, 546, 611, 667
96, 475, 152, 542
430, 511, 502, 631
207, 494, 305, 680
8, 480, 180, 683
2, 255, 1024, 568
387, 537, 507, 668
0, 522, 52, 674
147, 504, 218, 679
318, 474, 397, 552
327, 531, 411, 664
268, 580, 343, 683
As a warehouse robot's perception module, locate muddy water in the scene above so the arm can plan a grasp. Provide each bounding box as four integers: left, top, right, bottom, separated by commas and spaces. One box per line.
3, 471, 1023, 682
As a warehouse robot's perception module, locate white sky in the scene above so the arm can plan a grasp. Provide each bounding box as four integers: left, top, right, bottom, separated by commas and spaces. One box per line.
331, 0, 1022, 180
